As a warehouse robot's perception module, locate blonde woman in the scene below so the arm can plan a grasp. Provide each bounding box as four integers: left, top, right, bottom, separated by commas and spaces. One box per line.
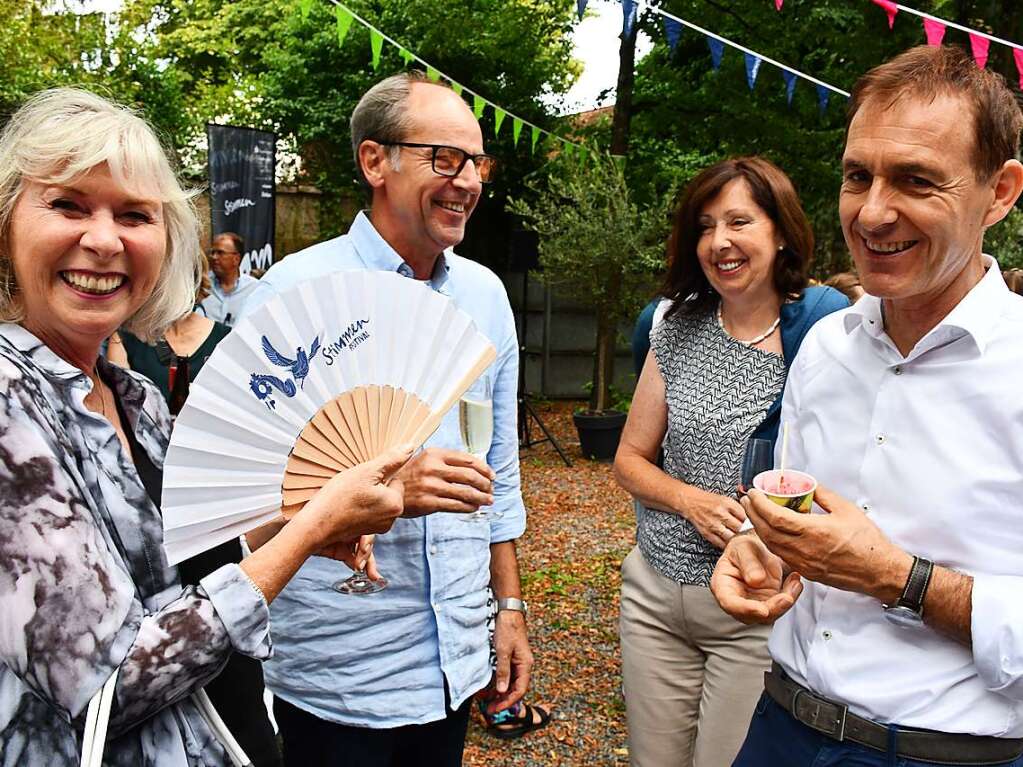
0, 88, 409, 765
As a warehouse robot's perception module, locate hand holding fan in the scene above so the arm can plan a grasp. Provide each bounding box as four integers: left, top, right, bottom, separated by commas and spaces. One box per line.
161, 270, 497, 592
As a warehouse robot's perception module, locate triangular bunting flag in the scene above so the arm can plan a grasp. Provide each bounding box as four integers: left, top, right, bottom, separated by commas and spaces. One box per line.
922, 18, 946, 46
563, 141, 573, 159
335, 6, 354, 47
663, 18, 682, 54
969, 33, 990, 68
298, 0, 314, 22
1014, 49, 1023, 90
872, 0, 898, 29
494, 107, 506, 137
775, 0, 783, 9
452, 82, 463, 97
707, 38, 724, 70
473, 94, 486, 119
577, 0, 587, 20
426, 66, 441, 82
531, 125, 541, 154
369, 29, 384, 70
782, 71, 797, 105
745, 53, 762, 90
512, 118, 523, 147
399, 48, 413, 65
622, 0, 637, 37
816, 84, 830, 113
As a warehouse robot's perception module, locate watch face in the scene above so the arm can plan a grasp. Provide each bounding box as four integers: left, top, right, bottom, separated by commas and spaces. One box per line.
883, 606, 924, 629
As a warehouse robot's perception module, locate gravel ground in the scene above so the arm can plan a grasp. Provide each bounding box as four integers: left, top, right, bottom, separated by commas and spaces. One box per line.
463, 400, 635, 767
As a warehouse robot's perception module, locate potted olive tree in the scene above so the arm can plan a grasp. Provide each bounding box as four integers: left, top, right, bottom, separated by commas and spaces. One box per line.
509, 152, 666, 459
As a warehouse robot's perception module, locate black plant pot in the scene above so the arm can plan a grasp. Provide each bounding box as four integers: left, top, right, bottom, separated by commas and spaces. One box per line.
573, 410, 627, 461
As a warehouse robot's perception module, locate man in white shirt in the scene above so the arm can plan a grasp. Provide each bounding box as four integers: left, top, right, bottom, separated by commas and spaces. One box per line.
711, 45, 1023, 766
199, 232, 258, 325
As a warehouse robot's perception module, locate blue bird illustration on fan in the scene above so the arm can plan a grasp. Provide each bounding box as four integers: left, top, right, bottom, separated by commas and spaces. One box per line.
249, 334, 322, 410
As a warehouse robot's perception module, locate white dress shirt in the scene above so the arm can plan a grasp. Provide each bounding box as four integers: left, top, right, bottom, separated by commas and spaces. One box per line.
770, 256, 1023, 737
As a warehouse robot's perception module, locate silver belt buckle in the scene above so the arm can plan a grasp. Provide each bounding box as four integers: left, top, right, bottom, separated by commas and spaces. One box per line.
792, 688, 848, 741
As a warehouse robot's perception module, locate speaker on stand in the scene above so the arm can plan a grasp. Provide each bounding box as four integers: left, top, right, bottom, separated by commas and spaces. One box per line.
509, 230, 572, 467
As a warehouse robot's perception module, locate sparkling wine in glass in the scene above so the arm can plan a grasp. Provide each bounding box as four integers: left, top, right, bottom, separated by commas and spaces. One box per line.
458, 376, 503, 522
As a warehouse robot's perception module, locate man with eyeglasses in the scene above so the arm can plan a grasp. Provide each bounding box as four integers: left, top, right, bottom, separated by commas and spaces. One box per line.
239, 72, 531, 766
200, 231, 258, 326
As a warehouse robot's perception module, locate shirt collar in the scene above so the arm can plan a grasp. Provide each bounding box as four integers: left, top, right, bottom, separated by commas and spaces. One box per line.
842, 255, 1009, 355
348, 211, 452, 294
0, 323, 87, 384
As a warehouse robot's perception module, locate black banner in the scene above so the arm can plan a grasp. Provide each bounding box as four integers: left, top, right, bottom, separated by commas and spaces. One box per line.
207, 124, 276, 274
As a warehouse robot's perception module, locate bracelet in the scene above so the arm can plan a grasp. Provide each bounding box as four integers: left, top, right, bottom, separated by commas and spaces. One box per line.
239, 566, 267, 604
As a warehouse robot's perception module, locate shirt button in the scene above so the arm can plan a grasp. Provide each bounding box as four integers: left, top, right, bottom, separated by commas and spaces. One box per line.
876, 434, 886, 445
429, 545, 438, 555
862, 503, 871, 512
894, 366, 903, 375
823, 630, 833, 641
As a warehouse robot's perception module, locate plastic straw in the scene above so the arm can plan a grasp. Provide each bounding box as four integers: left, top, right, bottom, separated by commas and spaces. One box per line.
779, 422, 790, 486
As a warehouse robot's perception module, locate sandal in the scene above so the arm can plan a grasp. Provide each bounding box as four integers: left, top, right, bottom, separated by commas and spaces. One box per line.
482, 702, 551, 740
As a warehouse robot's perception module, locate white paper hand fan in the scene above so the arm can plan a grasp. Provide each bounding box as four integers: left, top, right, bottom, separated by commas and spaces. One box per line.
160, 270, 497, 565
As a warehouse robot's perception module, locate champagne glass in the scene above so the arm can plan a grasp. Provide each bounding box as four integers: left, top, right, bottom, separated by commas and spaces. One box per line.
740, 437, 774, 494
458, 375, 503, 522
333, 537, 387, 596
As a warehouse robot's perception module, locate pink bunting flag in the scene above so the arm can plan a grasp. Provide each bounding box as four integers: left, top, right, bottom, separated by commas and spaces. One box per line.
775, 0, 783, 10
969, 33, 990, 69
872, 0, 898, 29
1014, 48, 1023, 90
922, 18, 946, 46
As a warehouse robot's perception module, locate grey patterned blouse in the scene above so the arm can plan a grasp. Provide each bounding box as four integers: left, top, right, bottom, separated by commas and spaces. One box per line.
638, 306, 786, 587
0, 324, 271, 766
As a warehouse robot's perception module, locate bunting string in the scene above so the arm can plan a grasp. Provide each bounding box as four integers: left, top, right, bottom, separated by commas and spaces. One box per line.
639, 1, 851, 98
865, 1, 1023, 84
320, 0, 591, 157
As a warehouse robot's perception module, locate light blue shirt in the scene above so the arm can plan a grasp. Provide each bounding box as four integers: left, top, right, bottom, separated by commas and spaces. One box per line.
199, 272, 259, 326
239, 211, 525, 727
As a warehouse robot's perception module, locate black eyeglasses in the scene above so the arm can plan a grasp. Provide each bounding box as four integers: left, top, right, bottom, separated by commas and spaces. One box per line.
376, 141, 497, 184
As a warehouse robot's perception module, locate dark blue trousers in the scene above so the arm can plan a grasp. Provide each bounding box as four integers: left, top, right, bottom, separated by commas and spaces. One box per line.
733, 693, 1023, 767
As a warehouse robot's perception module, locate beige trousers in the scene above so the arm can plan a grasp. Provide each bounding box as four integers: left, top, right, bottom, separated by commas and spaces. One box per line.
620, 547, 770, 767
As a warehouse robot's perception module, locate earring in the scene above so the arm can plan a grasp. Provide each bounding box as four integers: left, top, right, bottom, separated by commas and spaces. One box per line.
777, 244, 785, 252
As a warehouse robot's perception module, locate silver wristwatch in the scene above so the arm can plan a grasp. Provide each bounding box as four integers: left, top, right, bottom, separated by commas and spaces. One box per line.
496, 597, 528, 616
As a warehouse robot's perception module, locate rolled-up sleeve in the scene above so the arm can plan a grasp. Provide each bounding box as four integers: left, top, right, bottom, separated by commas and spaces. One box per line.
200, 564, 272, 658
971, 573, 1023, 700
486, 287, 526, 543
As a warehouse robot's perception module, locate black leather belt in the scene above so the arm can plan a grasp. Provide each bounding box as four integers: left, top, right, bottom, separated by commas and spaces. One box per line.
764, 664, 1023, 765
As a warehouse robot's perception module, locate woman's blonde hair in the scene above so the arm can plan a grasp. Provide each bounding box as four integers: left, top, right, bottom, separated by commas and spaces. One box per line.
0, 87, 201, 340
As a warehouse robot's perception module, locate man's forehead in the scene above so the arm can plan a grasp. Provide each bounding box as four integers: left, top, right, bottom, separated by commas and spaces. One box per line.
844, 93, 973, 167
404, 84, 483, 150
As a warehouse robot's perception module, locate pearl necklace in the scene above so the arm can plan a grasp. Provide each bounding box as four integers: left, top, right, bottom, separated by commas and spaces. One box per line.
716, 305, 780, 346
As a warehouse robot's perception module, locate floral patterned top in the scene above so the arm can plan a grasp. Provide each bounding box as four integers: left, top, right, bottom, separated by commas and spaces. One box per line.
0, 324, 271, 766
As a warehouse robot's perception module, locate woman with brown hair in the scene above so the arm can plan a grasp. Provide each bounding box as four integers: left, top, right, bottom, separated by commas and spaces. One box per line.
614, 157, 847, 767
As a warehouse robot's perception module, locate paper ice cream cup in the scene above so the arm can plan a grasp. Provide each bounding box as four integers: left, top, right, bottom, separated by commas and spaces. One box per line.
752, 469, 816, 513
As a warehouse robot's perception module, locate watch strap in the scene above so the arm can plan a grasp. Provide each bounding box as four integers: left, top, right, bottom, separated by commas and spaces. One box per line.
895, 556, 934, 615
497, 597, 527, 615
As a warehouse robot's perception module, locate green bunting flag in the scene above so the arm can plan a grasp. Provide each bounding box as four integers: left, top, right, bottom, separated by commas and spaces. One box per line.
426, 66, 441, 82
335, 6, 354, 46
452, 82, 463, 96
370, 29, 384, 70
399, 48, 413, 65
493, 107, 506, 136
531, 125, 541, 154
512, 117, 523, 147
299, 0, 314, 21
563, 141, 573, 159
473, 94, 486, 119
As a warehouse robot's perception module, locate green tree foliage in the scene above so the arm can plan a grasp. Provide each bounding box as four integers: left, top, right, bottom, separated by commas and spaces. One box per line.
622, 0, 1023, 277
509, 153, 668, 411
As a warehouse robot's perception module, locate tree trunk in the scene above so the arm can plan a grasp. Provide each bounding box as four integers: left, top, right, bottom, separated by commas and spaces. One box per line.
610, 17, 638, 156
591, 315, 616, 412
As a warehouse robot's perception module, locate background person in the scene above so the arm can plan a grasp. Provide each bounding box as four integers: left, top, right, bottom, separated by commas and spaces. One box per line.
823, 270, 865, 302
109, 253, 230, 413
1004, 266, 1023, 295
199, 230, 258, 325
713, 45, 1023, 767
239, 71, 532, 767
0, 87, 408, 766
614, 156, 846, 767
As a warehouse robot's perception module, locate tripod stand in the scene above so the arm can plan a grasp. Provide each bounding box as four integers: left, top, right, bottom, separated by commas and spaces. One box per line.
517, 271, 572, 467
